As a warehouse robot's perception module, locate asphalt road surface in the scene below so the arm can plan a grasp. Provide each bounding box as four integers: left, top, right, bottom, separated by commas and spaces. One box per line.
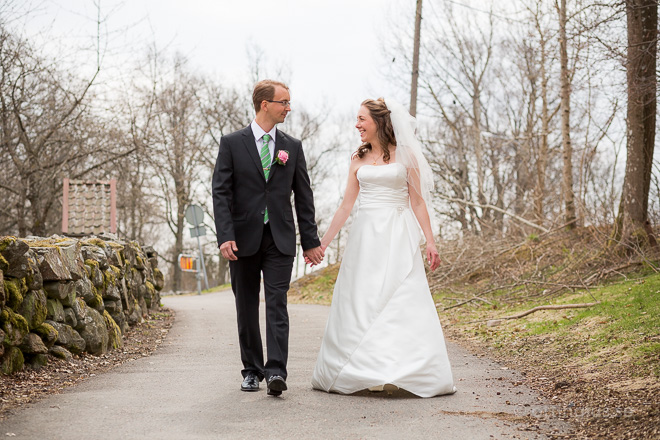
1, 290, 570, 439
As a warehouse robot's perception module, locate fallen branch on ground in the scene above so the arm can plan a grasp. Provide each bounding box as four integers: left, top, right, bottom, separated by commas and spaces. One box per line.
438, 296, 493, 310
486, 302, 601, 327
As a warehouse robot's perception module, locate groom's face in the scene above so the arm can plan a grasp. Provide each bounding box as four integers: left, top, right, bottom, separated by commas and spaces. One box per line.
267, 86, 291, 125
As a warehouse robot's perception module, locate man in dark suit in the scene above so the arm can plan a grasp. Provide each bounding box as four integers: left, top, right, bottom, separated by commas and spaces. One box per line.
212, 79, 324, 397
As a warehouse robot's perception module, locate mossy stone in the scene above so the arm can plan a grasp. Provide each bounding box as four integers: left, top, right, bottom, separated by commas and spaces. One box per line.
49, 345, 72, 360
46, 299, 65, 322
1, 308, 30, 346
19, 289, 48, 329
103, 310, 122, 350
26, 353, 48, 370
4, 278, 27, 310
34, 322, 58, 348
1, 346, 24, 374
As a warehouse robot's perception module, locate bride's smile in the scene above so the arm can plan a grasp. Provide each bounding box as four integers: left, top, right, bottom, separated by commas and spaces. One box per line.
355, 106, 377, 144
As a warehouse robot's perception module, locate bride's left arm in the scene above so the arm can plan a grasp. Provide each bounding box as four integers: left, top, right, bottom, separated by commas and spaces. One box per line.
408, 171, 440, 271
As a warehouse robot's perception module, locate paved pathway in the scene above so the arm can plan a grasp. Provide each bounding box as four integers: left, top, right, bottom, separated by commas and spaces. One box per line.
1, 290, 570, 439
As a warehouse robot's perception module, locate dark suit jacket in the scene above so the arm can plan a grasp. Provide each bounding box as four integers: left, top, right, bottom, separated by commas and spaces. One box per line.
212, 125, 320, 257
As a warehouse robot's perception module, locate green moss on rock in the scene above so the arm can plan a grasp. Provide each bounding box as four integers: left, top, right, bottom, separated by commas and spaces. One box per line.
4, 278, 27, 310
34, 322, 58, 348
103, 310, 123, 350
19, 289, 48, 329
1, 346, 24, 374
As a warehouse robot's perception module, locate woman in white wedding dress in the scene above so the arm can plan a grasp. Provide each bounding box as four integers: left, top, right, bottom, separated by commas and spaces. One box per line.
310, 98, 456, 398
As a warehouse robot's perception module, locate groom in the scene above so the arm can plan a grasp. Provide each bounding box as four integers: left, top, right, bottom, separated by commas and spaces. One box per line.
212, 79, 323, 396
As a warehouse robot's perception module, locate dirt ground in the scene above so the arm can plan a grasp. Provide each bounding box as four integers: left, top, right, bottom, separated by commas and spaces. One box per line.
442, 325, 660, 440
0, 308, 175, 420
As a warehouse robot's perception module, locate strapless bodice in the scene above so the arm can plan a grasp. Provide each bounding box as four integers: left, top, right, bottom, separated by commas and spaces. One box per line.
356, 163, 408, 208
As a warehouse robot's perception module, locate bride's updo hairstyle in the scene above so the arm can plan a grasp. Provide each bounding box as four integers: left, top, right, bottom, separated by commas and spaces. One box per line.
354, 98, 397, 163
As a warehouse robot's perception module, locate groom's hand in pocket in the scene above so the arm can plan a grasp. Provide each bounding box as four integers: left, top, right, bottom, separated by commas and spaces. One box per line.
220, 241, 238, 261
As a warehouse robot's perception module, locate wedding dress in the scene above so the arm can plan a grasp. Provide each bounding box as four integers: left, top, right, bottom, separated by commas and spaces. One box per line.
311, 163, 456, 398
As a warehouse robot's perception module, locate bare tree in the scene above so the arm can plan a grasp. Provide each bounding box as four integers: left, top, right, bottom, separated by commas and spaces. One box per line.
0, 18, 135, 237
410, 0, 423, 116
614, 0, 658, 248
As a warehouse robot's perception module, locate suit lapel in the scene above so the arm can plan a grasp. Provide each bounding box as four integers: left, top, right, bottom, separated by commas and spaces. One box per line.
241, 126, 267, 180
268, 129, 286, 182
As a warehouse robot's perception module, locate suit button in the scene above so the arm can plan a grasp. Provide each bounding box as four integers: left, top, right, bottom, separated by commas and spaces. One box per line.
260, 210, 265, 214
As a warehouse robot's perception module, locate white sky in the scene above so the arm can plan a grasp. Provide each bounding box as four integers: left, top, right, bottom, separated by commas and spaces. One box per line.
16, 0, 411, 115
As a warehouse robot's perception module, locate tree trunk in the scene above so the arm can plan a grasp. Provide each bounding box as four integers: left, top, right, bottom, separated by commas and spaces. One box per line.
410, 0, 423, 117
614, 0, 658, 249
558, 0, 577, 229
535, 31, 550, 224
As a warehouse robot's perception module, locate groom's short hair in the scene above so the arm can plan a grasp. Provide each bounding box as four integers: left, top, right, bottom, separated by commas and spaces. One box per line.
253, 80, 289, 113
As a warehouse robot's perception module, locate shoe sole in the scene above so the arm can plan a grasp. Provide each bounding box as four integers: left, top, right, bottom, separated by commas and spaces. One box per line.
267, 378, 287, 396
241, 386, 260, 392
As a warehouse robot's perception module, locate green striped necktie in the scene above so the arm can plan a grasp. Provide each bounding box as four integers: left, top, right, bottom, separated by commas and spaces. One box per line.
260, 134, 271, 223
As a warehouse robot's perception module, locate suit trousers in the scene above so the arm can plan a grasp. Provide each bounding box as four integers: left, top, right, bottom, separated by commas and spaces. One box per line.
229, 224, 294, 381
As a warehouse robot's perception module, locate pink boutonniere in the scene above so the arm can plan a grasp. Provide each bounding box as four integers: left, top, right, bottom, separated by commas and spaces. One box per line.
275, 150, 289, 166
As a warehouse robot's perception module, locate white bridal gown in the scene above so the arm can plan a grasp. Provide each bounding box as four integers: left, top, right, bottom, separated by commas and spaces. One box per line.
311, 163, 456, 398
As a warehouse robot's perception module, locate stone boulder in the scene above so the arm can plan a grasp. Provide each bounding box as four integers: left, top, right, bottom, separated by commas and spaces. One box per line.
43, 281, 75, 302
1, 346, 24, 374
52, 240, 85, 281
0, 237, 29, 279
19, 333, 48, 355
34, 247, 72, 281
70, 298, 88, 331
26, 353, 49, 370
80, 306, 108, 355
84, 260, 104, 289
1, 307, 30, 346
34, 322, 58, 348
75, 278, 95, 304
81, 245, 108, 270
25, 251, 43, 290
63, 307, 77, 328
18, 289, 47, 329
47, 321, 86, 354
49, 345, 72, 360
152, 268, 165, 291
46, 299, 65, 322
0, 269, 4, 307
103, 310, 123, 350
4, 277, 27, 310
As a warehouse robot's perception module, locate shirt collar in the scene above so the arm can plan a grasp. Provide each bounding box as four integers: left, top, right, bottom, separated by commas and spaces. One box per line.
251, 120, 277, 143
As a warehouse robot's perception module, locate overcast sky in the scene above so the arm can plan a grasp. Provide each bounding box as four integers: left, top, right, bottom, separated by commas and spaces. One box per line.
17, 0, 413, 115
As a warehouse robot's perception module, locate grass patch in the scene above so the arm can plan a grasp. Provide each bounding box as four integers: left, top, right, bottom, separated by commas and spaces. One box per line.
436, 271, 660, 378
288, 263, 339, 305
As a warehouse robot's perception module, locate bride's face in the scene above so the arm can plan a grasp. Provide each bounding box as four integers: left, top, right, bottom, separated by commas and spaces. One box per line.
356, 106, 377, 144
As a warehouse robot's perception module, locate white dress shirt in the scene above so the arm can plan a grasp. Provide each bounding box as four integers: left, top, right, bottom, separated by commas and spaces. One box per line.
251, 120, 276, 163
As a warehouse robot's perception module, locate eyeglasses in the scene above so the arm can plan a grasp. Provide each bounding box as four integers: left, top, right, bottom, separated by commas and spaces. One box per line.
266, 100, 291, 107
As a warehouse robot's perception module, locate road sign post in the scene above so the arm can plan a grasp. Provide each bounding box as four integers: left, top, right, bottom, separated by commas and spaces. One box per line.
185, 204, 209, 291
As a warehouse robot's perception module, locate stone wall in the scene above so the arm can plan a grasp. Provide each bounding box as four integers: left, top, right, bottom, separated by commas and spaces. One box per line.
0, 235, 164, 374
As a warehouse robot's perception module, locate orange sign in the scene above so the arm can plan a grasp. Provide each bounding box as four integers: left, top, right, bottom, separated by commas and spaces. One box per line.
178, 254, 198, 272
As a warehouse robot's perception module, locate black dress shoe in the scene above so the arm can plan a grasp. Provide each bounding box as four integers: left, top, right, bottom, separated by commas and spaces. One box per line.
241, 372, 260, 392
266, 375, 287, 396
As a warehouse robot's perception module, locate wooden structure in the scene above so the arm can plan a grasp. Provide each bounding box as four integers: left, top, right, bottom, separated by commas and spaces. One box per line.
62, 179, 117, 235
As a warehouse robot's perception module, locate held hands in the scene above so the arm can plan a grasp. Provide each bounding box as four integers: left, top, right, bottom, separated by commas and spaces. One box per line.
426, 243, 441, 271
303, 245, 325, 267
220, 241, 238, 261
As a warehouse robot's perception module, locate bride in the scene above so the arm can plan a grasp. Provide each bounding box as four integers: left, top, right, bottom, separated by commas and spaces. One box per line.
310, 98, 456, 398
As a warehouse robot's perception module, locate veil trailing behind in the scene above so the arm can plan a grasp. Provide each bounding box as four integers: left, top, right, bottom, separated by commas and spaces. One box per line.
311, 100, 455, 398
384, 98, 434, 210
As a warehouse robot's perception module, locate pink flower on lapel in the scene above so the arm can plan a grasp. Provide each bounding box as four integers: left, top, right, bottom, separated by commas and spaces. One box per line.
275, 150, 289, 166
